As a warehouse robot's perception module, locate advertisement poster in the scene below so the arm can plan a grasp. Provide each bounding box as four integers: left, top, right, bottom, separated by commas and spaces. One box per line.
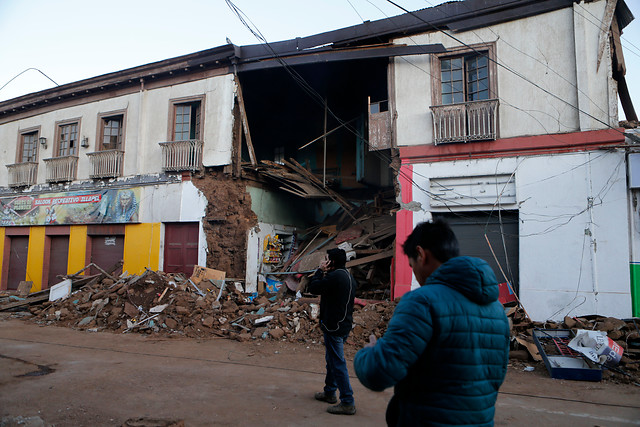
0, 188, 141, 226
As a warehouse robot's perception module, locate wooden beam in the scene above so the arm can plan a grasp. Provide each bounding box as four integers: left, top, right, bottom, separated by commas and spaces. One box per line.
346, 249, 395, 268
233, 72, 257, 166
596, 0, 618, 72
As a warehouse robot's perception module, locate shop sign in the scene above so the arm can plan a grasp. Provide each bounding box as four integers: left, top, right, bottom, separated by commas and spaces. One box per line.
0, 188, 141, 226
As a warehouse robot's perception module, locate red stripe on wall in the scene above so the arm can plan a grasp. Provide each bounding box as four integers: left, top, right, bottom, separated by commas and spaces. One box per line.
394, 164, 414, 300
399, 128, 625, 164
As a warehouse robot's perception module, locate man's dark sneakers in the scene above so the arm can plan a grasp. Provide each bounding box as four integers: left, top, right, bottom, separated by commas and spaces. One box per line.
327, 403, 356, 415
314, 392, 337, 404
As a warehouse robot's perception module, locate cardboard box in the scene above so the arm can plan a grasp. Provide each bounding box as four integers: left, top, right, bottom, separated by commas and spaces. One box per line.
190, 266, 226, 285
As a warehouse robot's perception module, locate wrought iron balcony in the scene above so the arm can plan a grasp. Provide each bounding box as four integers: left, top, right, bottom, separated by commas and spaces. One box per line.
43, 156, 78, 183
159, 140, 203, 172
87, 149, 124, 179
6, 162, 38, 187
430, 99, 499, 144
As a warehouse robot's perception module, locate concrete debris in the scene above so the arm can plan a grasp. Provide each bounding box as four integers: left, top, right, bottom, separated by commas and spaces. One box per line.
15, 267, 395, 349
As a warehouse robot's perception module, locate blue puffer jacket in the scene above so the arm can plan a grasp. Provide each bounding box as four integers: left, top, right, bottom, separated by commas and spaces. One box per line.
354, 256, 510, 426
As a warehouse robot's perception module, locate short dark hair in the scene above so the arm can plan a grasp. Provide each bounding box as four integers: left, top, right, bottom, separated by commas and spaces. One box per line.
327, 248, 347, 268
402, 220, 459, 263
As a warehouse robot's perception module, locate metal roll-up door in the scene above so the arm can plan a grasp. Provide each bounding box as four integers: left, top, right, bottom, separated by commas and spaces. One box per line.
433, 211, 519, 293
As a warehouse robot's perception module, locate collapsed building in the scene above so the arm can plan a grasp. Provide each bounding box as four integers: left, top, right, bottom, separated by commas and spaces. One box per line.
0, 0, 638, 321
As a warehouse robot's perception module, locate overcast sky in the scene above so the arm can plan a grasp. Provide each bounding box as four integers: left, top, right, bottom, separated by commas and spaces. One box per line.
0, 0, 638, 122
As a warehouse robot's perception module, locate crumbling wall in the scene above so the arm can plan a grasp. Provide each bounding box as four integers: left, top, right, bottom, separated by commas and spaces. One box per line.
191, 170, 257, 279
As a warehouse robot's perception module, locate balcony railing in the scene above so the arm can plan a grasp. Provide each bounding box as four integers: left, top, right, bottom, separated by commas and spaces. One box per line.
430, 99, 499, 144
6, 162, 38, 187
159, 140, 203, 172
43, 156, 78, 183
87, 149, 124, 179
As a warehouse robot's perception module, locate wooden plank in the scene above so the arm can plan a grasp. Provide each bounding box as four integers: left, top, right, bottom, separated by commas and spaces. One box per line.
596, 0, 618, 71
233, 72, 257, 166
0, 293, 49, 311
346, 249, 395, 268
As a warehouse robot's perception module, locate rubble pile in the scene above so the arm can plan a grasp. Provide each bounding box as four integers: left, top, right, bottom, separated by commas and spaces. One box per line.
24, 269, 396, 348
507, 305, 640, 385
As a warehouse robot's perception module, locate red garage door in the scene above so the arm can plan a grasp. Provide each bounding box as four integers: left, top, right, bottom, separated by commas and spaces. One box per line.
7, 236, 29, 290
164, 223, 199, 276
46, 235, 70, 289
90, 234, 124, 276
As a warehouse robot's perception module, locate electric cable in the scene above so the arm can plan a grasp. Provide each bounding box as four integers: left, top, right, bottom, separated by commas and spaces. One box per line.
0, 68, 59, 94
384, 0, 639, 144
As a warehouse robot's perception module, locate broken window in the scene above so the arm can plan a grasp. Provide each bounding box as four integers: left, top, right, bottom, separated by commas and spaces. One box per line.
57, 121, 79, 157
99, 114, 124, 150
172, 99, 202, 141
19, 130, 38, 163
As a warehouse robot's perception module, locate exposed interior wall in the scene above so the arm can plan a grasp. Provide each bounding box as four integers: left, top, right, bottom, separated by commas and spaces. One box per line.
191, 170, 257, 279
247, 185, 315, 229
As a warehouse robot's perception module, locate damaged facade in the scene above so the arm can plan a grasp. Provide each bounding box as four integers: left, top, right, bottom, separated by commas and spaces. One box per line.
0, 0, 637, 321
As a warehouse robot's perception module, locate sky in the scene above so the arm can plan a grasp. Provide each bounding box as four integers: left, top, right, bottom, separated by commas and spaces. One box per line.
0, 0, 638, 121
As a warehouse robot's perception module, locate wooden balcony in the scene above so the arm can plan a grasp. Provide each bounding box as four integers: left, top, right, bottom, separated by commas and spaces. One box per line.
430, 99, 499, 144
43, 156, 78, 183
6, 162, 38, 187
87, 149, 124, 179
159, 140, 203, 172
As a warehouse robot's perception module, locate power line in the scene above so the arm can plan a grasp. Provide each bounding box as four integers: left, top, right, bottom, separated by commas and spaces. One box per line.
0, 68, 59, 94
384, 0, 639, 144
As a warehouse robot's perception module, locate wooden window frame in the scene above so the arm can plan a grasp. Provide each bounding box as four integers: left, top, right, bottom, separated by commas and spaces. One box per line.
430, 42, 498, 107
168, 95, 205, 142
96, 109, 127, 152
16, 126, 41, 163
54, 118, 82, 157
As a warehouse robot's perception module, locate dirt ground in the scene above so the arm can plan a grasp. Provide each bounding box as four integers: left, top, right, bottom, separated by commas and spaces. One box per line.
1, 315, 639, 427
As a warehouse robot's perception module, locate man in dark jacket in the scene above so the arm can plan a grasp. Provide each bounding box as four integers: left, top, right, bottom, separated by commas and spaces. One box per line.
354, 220, 510, 426
307, 248, 357, 415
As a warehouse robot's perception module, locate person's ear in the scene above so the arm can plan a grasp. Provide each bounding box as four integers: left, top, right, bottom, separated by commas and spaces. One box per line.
415, 246, 428, 265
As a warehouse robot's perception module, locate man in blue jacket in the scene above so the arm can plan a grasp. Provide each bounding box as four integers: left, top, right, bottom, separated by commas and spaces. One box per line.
307, 248, 358, 415
354, 220, 510, 426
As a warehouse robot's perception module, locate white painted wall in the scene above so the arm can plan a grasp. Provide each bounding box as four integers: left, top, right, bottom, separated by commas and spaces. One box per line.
138, 181, 208, 270
0, 73, 235, 186
409, 149, 632, 321
393, 4, 615, 147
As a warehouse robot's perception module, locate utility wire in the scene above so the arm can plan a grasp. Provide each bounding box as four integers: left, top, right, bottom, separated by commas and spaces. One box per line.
384, 0, 640, 144
0, 68, 59, 94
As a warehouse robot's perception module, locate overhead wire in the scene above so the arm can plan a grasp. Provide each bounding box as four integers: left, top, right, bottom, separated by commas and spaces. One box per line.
384, 0, 638, 144
225, 0, 628, 250
0, 67, 59, 94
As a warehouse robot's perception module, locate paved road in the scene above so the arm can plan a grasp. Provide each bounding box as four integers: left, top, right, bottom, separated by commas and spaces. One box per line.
1, 317, 639, 426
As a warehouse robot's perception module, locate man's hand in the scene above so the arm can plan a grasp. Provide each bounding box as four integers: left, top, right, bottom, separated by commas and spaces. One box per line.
319, 256, 331, 272
365, 334, 377, 348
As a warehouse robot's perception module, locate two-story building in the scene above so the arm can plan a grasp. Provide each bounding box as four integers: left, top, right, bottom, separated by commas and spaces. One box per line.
0, 0, 636, 320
